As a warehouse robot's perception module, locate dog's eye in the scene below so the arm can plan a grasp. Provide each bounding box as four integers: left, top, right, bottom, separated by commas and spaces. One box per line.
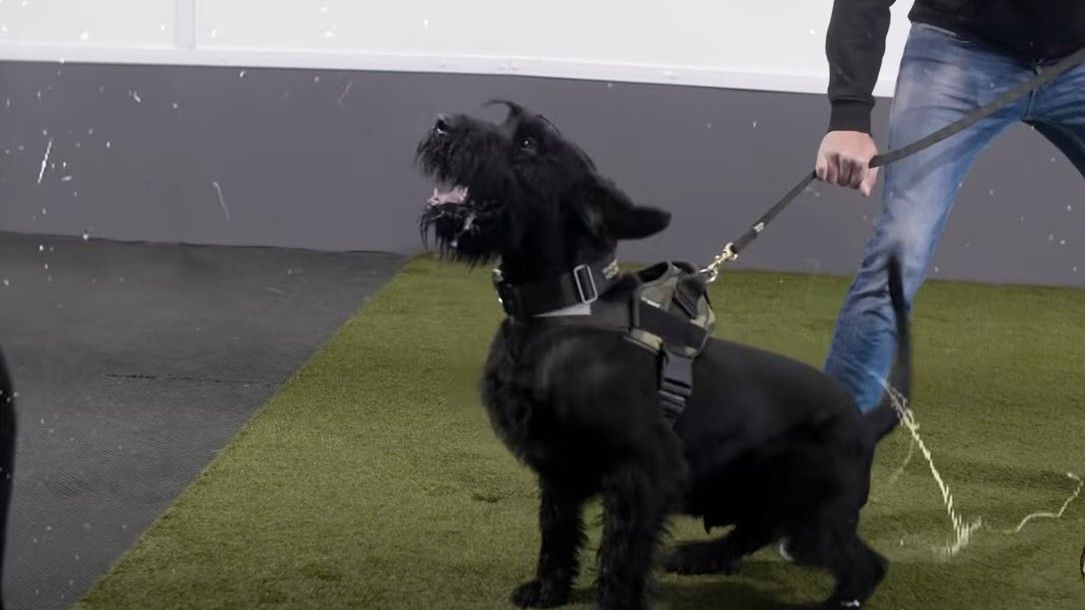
519, 136, 537, 151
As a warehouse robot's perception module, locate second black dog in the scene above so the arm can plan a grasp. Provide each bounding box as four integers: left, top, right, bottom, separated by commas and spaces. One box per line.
417, 103, 909, 609
0, 346, 14, 610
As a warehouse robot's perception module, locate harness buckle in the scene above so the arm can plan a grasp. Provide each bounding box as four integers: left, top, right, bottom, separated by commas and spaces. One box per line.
572, 264, 599, 304
658, 348, 694, 423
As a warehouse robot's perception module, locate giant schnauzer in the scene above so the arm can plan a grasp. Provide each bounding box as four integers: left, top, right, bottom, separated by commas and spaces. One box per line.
416, 102, 908, 609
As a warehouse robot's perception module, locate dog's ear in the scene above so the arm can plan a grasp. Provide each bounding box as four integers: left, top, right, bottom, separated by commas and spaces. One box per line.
484, 99, 525, 122
574, 176, 670, 241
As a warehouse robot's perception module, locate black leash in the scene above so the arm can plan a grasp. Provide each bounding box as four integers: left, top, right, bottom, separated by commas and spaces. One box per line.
701, 45, 1085, 282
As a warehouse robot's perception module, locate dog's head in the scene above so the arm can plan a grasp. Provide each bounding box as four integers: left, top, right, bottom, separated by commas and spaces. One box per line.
416, 102, 670, 273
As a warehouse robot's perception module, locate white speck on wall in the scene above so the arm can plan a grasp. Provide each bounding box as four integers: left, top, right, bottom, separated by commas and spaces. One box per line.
423, 18, 429, 28
105, 141, 111, 149
752, 120, 758, 129
210, 28, 218, 38
336, 79, 353, 106
313, 75, 320, 83
130, 90, 142, 103
212, 181, 230, 221
78, 31, 89, 41
1067, 205, 1072, 212
323, 28, 335, 39
36, 138, 52, 184
239, 70, 246, 78
988, 188, 995, 196
1048, 233, 1055, 241
160, 23, 167, 33
171, 102, 179, 110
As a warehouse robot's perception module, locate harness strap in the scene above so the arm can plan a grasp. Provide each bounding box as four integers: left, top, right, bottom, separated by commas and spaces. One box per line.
635, 302, 709, 352
529, 286, 710, 426
530, 299, 707, 353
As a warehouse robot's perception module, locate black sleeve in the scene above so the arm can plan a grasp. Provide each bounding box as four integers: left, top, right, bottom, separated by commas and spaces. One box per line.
825, 0, 895, 133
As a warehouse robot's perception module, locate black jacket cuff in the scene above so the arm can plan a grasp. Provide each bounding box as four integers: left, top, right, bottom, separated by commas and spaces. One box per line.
828, 100, 874, 133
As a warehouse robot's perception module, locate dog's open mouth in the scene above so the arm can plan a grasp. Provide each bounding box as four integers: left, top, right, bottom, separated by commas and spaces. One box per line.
428, 184, 469, 207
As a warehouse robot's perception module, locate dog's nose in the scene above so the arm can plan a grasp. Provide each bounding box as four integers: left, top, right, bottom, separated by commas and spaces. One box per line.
434, 115, 451, 136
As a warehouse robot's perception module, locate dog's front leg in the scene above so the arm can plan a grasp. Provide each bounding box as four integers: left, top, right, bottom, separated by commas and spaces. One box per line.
511, 478, 589, 608
596, 463, 672, 610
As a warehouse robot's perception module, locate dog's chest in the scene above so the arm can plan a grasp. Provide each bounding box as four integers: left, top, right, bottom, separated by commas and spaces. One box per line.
478, 329, 551, 467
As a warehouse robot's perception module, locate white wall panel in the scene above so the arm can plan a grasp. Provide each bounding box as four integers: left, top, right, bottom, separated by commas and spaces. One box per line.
0, 0, 175, 47
0, 0, 916, 96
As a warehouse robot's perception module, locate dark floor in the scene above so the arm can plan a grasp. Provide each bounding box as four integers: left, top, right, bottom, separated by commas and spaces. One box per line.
0, 231, 404, 609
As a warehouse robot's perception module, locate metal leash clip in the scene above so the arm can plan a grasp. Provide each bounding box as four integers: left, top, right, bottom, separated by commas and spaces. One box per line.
700, 242, 737, 284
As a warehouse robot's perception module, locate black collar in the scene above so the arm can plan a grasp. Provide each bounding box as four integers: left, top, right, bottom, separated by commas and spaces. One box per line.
492, 253, 620, 319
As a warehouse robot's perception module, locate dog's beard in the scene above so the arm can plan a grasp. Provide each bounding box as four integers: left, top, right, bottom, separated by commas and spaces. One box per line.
420, 188, 502, 265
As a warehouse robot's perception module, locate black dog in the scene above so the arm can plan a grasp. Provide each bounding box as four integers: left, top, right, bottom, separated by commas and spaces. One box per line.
417, 103, 909, 609
0, 346, 13, 610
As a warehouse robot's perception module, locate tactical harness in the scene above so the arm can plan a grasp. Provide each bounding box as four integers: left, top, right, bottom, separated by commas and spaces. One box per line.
493, 254, 715, 425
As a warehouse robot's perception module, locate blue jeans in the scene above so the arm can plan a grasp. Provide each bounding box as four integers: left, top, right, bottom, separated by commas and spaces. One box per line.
824, 23, 1085, 411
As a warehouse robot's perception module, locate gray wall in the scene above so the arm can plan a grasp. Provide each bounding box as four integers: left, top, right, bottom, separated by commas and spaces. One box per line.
0, 60, 1082, 286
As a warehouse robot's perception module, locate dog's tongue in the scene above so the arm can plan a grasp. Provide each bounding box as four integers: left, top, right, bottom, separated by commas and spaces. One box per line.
429, 185, 468, 206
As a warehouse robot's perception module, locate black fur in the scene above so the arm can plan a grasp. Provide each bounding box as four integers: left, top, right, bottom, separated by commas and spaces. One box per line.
416, 104, 909, 609
0, 346, 13, 610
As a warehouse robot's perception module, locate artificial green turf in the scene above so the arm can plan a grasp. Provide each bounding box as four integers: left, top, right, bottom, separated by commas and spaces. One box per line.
77, 256, 1085, 609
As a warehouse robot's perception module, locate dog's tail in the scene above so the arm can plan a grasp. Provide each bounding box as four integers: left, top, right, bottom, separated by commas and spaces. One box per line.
865, 255, 911, 442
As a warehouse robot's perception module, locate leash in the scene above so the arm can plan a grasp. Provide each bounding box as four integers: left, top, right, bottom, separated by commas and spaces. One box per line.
701, 45, 1085, 283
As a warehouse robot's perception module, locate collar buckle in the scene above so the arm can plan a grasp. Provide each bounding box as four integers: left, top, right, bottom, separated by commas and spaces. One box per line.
572, 264, 598, 304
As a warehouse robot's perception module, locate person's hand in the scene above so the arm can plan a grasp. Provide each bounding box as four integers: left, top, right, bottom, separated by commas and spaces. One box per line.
815, 131, 879, 196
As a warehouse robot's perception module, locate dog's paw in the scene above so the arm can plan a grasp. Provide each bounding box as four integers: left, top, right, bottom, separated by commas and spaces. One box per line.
663, 541, 739, 575
510, 578, 569, 608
